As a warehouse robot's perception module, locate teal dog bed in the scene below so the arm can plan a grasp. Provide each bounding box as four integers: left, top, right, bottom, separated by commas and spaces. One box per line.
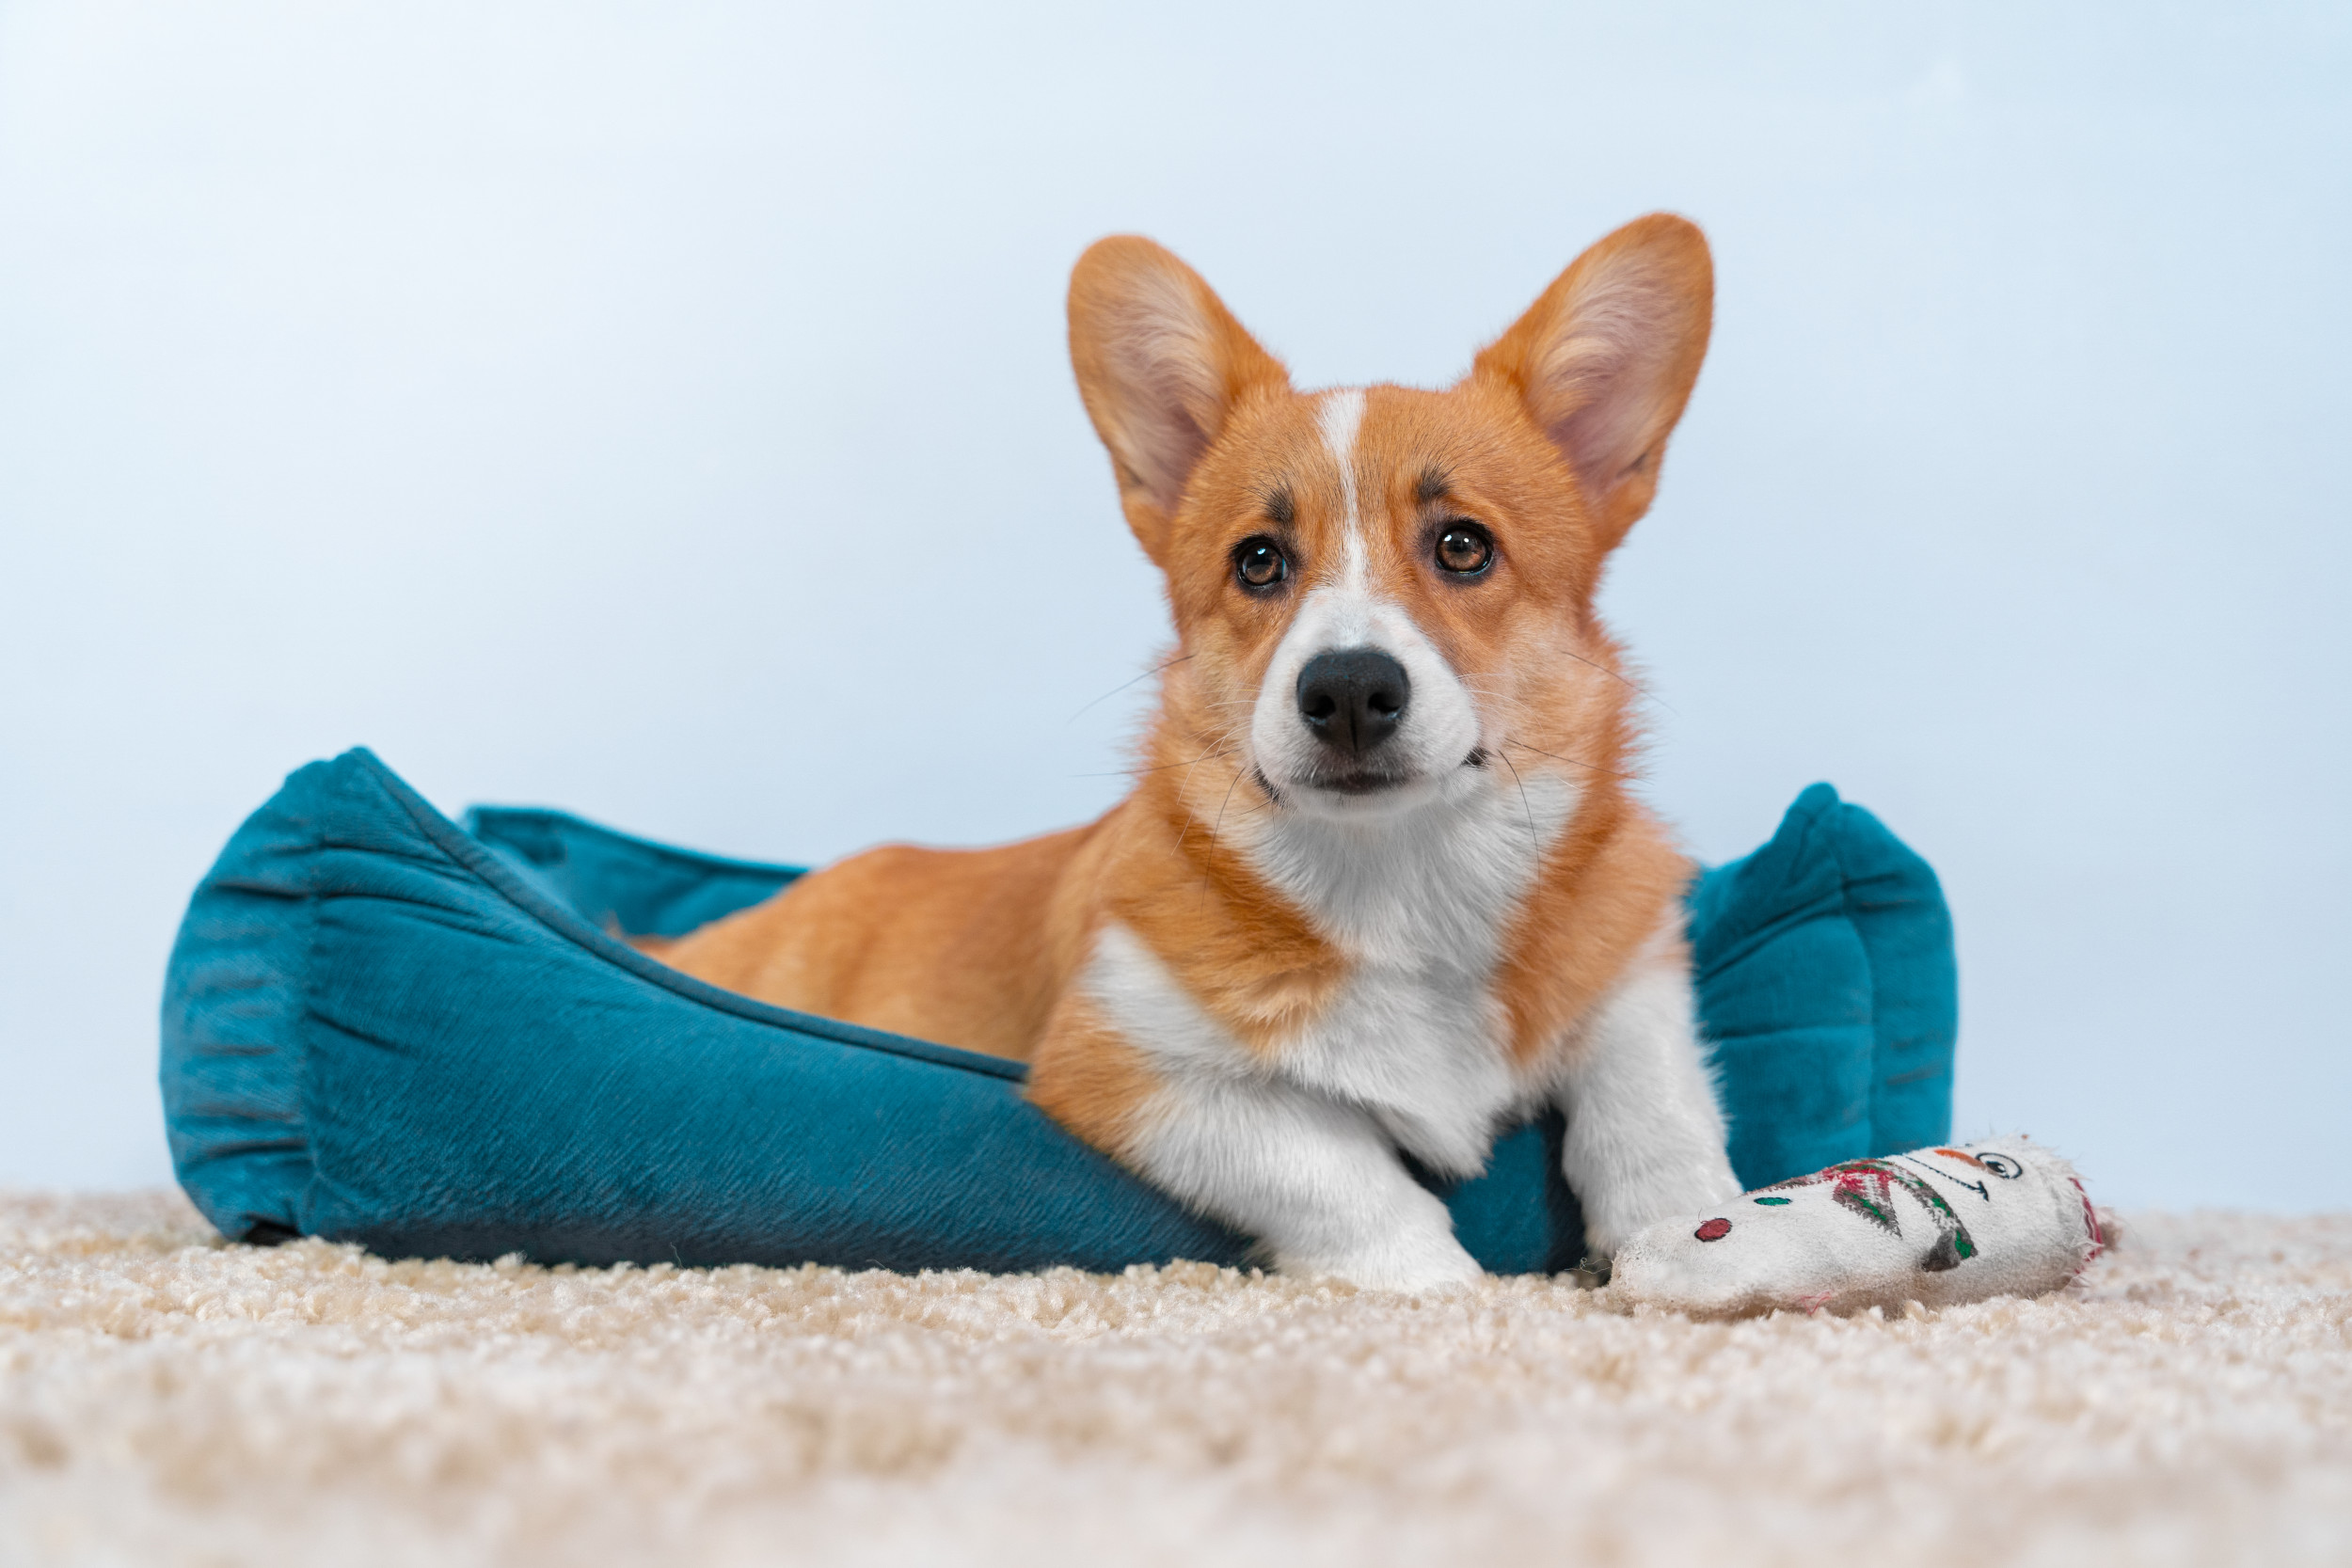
160, 749, 1955, 1275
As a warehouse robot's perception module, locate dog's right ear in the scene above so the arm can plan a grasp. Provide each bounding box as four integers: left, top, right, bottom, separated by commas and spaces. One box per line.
1069, 237, 1291, 566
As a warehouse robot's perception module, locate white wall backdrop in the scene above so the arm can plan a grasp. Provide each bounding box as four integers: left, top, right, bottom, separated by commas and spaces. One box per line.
3, 2, 2345, 1208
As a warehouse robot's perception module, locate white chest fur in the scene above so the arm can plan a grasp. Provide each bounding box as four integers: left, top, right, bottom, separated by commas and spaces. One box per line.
1087, 769, 1578, 1179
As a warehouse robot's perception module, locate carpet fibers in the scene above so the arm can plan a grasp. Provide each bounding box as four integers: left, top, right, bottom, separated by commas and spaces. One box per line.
2, 1192, 2348, 1566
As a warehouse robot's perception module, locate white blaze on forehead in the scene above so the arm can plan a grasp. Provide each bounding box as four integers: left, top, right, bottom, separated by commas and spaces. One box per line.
1317, 388, 1368, 591
1242, 382, 1489, 820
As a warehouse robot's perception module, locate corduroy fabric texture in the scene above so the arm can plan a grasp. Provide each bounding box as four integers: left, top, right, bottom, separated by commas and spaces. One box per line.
159, 749, 1953, 1272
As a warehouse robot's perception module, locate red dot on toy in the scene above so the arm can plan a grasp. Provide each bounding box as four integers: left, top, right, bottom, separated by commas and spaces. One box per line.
1694, 1217, 1733, 1242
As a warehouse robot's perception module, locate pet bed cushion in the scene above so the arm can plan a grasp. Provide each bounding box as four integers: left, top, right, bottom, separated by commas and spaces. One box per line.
160, 749, 1954, 1275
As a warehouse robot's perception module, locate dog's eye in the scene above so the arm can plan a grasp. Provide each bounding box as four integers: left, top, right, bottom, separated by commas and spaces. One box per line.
1232, 536, 1289, 591
1435, 522, 1494, 577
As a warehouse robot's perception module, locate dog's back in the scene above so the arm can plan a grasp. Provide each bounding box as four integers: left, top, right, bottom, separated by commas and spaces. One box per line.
660, 821, 1104, 1061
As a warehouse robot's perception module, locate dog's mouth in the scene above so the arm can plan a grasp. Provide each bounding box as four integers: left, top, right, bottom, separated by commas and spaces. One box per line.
1292, 768, 1414, 797
1268, 750, 1494, 803
1321, 771, 1411, 796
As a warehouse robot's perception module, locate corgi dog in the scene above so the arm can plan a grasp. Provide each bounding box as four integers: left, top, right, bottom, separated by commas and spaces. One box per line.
660, 214, 1742, 1290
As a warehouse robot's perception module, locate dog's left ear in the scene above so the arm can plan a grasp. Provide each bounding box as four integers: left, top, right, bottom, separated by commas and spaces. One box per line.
1471, 214, 1714, 552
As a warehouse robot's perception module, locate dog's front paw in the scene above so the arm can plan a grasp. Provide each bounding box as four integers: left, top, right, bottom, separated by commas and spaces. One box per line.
1279, 1228, 1484, 1294
1578, 1158, 1744, 1260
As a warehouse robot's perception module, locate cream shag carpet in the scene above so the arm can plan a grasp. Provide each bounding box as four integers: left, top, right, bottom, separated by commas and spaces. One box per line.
3, 1193, 2349, 1567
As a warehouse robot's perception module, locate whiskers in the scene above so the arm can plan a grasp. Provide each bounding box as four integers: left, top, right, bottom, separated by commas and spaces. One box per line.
1064, 656, 1268, 869
1132, 709, 1254, 854
1500, 736, 1636, 783
1559, 647, 1672, 711
1066, 653, 1194, 723
1208, 766, 1256, 851
1492, 746, 1542, 851
1460, 648, 1670, 713
1071, 749, 1232, 780
1454, 675, 1642, 786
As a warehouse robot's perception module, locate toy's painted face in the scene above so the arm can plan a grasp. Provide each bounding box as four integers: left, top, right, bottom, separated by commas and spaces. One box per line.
1963, 1150, 2026, 1180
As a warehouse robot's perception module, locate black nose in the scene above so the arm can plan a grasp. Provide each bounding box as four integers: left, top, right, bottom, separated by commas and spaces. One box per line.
1295, 648, 1411, 756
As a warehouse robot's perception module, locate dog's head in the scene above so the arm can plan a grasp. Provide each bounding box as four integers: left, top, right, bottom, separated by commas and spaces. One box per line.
1069, 215, 1711, 821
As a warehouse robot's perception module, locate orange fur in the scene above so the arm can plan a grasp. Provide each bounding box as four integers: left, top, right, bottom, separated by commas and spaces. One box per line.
656, 214, 1717, 1178
660, 825, 1103, 1061
1025, 992, 1161, 1158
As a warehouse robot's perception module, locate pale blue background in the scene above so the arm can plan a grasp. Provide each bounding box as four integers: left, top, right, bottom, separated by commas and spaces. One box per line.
3, 3, 2345, 1208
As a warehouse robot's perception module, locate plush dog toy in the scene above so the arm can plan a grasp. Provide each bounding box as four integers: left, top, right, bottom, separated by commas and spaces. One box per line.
1608, 1139, 2106, 1317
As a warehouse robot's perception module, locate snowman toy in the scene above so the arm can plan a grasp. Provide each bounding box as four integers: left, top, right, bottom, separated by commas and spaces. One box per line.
1608, 1139, 2107, 1318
